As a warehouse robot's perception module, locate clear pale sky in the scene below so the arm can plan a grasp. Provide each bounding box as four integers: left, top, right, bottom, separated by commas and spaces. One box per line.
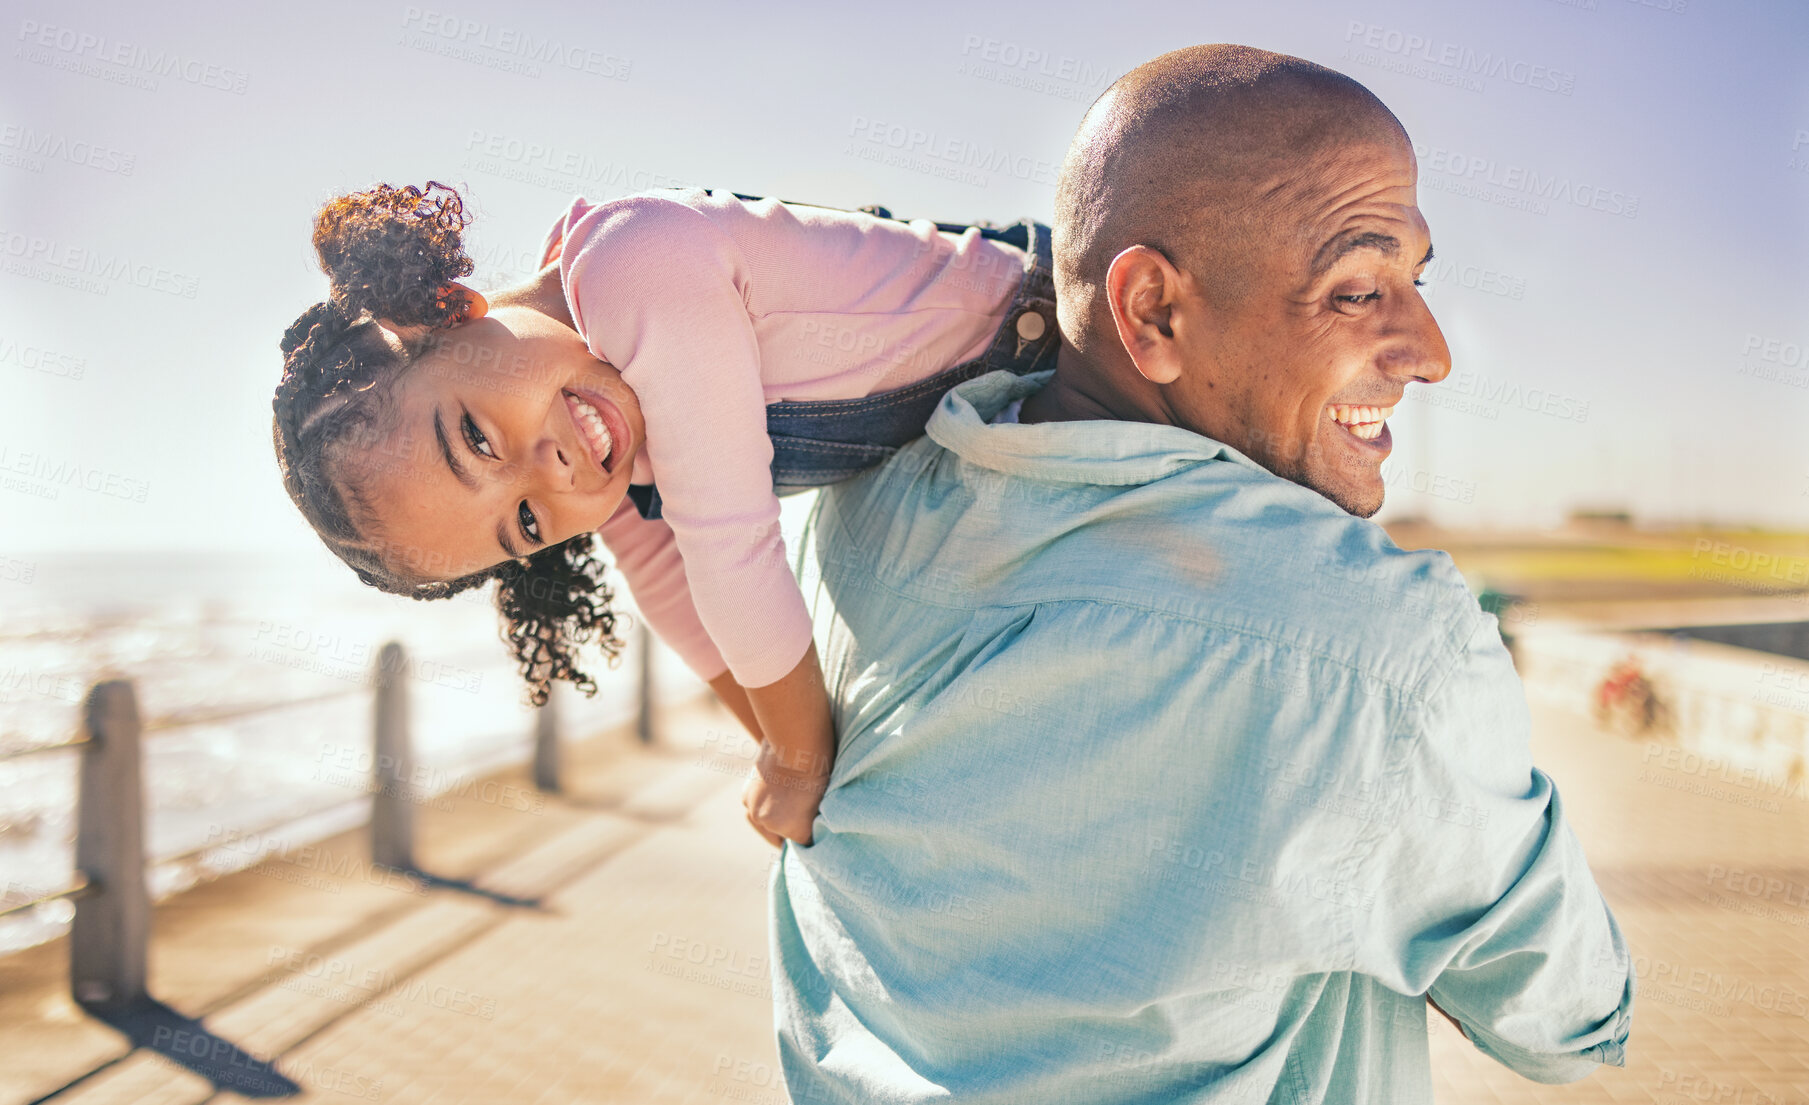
3, 0, 1806, 559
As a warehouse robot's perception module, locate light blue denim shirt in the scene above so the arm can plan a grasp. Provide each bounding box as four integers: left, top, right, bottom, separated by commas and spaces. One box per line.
772, 369, 1634, 1104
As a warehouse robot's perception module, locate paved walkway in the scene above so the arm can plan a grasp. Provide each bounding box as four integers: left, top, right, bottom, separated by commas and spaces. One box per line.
4, 691, 1805, 1103
1428, 691, 1809, 1104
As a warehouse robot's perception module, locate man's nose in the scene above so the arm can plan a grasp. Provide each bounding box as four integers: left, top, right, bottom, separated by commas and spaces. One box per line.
1386, 289, 1452, 385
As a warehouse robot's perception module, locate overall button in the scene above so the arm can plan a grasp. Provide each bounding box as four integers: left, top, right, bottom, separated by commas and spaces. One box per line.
1015, 310, 1047, 341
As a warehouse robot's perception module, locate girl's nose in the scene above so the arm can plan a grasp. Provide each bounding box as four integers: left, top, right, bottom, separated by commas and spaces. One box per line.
534, 436, 577, 492
505, 436, 574, 494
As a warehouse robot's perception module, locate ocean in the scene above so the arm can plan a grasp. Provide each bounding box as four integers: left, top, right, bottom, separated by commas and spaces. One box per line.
0, 547, 709, 955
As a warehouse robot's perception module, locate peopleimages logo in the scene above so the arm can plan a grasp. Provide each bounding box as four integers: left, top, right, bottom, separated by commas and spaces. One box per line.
1405, 366, 1591, 424
0, 443, 150, 502
955, 34, 1116, 102
15, 19, 249, 94
846, 115, 1061, 189
0, 123, 135, 175
461, 129, 689, 194
1342, 22, 1576, 95
0, 227, 201, 297
398, 7, 631, 79
1413, 142, 1639, 219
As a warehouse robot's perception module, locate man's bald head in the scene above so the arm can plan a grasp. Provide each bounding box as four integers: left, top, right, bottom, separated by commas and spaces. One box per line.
1028, 43, 1450, 519
1054, 44, 1409, 347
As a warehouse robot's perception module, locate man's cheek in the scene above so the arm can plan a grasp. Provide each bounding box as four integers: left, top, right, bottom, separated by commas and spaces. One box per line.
1230, 418, 1299, 473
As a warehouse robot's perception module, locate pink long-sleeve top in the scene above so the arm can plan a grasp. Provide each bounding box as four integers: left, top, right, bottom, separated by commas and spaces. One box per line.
539, 188, 1025, 688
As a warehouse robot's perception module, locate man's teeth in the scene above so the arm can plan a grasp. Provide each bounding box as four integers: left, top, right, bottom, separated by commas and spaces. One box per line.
1329, 404, 1395, 441
569, 393, 614, 467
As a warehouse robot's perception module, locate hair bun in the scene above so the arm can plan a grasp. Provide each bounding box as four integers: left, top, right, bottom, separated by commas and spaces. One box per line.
312, 180, 474, 329
279, 300, 348, 358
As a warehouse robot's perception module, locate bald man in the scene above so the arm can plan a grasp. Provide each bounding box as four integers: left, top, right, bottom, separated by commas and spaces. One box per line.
770, 45, 1633, 1103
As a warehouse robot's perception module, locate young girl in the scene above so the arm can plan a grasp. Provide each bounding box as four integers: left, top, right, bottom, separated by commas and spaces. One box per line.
271, 181, 1057, 846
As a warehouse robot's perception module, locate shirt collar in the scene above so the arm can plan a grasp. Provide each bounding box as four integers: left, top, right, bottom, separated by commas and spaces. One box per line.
925, 369, 1268, 487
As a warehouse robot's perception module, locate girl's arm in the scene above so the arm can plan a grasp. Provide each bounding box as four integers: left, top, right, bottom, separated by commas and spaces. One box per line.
561, 196, 814, 693
743, 639, 835, 777
596, 492, 833, 832
594, 499, 732, 684
739, 641, 837, 847
707, 670, 763, 742
561, 196, 833, 841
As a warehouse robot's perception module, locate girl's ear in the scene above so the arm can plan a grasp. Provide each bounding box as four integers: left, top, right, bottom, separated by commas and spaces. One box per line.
374, 283, 488, 339
443, 282, 488, 323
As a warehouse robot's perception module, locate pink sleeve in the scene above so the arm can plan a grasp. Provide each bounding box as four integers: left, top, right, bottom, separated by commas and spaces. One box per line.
540, 197, 591, 266
562, 196, 814, 689
595, 498, 728, 684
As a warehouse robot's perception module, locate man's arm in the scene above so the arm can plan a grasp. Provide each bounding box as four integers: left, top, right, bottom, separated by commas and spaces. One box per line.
1356, 616, 1634, 1084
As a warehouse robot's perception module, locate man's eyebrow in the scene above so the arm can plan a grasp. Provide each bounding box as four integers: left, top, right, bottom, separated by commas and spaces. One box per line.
435, 406, 521, 560
1309, 230, 1432, 279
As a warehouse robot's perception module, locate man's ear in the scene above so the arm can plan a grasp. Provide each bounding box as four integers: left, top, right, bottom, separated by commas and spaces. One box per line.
1104, 245, 1190, 386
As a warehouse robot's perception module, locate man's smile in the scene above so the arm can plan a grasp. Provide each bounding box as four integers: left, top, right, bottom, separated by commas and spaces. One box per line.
1328, 402, 1396, 449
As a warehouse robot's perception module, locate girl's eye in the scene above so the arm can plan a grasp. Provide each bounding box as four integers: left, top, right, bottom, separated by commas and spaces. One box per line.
462, 413, 496, 458
518, 501, 541, 544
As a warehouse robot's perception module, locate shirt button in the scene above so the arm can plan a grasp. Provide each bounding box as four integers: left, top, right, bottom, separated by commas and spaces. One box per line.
1015, 310, 1047, 341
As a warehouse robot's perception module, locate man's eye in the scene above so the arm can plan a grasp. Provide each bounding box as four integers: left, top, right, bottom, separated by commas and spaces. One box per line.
1336, 291, 1382, 305
462, 413, 496, 458
519, 501, 541, 544
1413, 278, 1427, 288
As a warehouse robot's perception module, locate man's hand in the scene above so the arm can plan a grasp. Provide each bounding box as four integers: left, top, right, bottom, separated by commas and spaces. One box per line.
741, 738, 830, 848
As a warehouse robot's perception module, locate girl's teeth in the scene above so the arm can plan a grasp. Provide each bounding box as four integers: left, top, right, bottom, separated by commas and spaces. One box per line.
568, 394, 614, 468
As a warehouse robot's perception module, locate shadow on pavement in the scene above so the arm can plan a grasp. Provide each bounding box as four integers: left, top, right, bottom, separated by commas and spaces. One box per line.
86, 997, 301, 1097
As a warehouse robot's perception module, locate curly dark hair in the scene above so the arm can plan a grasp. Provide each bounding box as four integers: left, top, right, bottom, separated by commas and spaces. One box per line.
272, 180, 622, 707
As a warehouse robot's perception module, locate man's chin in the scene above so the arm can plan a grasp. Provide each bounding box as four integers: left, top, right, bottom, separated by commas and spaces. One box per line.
1308, 473, 1385, 518
1251, 449, 1386, 518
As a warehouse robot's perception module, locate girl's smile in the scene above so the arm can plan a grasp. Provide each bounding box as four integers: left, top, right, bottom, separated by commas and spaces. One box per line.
561, 386, 630, 474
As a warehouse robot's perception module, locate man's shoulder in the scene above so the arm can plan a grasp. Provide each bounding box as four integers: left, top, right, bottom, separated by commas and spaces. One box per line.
1005, 461, 1492, 697
819, 437, 1493, 696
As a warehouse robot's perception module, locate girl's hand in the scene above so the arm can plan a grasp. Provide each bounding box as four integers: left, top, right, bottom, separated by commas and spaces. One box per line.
741, 739, 830, 847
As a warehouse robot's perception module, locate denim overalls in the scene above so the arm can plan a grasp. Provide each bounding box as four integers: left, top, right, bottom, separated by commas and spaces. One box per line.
622, 200, 1058, 521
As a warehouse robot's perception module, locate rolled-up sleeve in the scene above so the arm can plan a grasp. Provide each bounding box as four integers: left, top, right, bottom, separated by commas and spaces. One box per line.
1355, 616, 1634, 1083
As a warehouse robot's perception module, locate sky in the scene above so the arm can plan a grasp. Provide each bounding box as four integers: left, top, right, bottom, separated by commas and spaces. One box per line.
3, 0, 1807, 561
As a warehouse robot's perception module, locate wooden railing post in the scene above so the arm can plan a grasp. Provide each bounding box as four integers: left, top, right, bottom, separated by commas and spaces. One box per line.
370, 641, 415, 871
533, 683, 560, 793
636, 621, 656, 745
70, 680, 149, 1011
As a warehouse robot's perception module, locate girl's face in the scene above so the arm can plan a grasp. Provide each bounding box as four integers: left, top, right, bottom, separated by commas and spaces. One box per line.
360, 305, 647, 582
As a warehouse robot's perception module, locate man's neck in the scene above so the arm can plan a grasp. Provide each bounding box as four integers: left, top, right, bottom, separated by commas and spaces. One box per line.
1019, 346, 1176, 427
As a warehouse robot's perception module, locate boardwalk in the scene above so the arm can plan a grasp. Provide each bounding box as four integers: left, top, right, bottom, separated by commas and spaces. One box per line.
4, 690, 1805, 1103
